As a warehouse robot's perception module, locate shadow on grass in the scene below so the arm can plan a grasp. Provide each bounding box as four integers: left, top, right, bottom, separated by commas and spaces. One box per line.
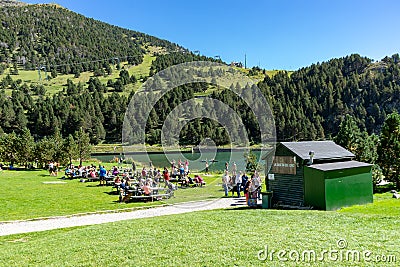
17, 168, 46, 172
104, 191, 118, 195
86, 184, 105, 188
225, 205, 262, 210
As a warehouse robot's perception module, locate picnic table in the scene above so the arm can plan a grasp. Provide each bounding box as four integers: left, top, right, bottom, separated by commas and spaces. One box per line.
121, 186, 172, 203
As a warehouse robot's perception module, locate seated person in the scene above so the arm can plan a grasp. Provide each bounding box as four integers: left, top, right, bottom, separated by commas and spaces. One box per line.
142, 182, 151, 196
172, 167, 178, 178
187, 176, 195, 185
77, 166, 85, 177
125, 176, 132, 188
146, 177, 153, 185
65, 167, 75, 178
89, 169, 97, 178
114, 176, 121, 184
180, 176, 189, 187
112, 166, 119, 176
120, 179, 126, 189
194, 175, 204, 186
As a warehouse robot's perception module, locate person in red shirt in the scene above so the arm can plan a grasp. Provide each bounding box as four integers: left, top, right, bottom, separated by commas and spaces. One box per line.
163, 167, 170, 187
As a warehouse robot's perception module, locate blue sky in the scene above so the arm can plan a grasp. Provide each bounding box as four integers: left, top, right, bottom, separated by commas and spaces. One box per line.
24, 0, 400, 70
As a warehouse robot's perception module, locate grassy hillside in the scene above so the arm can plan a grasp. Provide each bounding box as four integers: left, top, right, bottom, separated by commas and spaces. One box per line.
0, 53, 156, 97
0, 3, 182, 75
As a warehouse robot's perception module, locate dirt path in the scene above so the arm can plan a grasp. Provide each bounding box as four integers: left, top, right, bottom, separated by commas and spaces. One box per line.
0, 197, 252, 236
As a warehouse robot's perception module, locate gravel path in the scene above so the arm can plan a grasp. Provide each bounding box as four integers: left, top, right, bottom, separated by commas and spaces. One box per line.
0, 197, 251, 237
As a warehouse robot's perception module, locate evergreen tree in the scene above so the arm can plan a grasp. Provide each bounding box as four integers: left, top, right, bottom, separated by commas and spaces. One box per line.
334, 115, 361, 154
74, 127, 91, 166
377, 112, 400, 189
64, 134, 77, 167
17, 128, 35, 167
244, 150, 261, 173
52, 129, 66, 165
34, 136, 55, 169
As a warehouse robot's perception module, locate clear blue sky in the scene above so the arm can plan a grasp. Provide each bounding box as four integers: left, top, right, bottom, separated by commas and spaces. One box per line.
24, 0, 400, 70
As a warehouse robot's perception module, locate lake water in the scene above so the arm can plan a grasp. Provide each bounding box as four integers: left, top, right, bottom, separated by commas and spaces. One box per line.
92, 150, 263, 173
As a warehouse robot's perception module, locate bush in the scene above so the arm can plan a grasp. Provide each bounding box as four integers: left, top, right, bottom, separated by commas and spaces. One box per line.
122, 157, 134, 164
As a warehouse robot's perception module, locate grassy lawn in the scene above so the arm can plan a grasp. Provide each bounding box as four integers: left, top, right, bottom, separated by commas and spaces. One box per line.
0, 168, 222, 221
0, 193, 398, 266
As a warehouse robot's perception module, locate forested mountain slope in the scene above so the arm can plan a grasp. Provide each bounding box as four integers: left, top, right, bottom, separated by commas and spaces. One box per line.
210, 54, 400, 142
0, 2, 182, 75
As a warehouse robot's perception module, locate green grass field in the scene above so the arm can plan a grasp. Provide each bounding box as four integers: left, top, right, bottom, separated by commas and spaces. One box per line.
0, 193, 398, 266
0, 167, 222, 222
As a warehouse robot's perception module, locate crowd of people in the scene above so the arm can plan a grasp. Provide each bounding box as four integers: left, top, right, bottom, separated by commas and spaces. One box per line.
47, 158, 261, 203
221, 162, 262, 201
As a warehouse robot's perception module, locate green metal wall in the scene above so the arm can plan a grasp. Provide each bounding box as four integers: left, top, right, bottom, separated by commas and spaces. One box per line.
304, 167, 325, 209
304, 166, 373, 210
325, 167, 373, 210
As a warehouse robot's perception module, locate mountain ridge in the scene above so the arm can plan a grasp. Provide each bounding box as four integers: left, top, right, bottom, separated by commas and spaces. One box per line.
0, 0, 26, 7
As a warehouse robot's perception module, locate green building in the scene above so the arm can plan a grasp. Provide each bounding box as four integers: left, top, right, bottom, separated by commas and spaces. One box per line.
264, 141, 373, 210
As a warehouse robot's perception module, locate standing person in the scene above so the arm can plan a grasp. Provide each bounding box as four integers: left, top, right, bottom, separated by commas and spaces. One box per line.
241, 172, 248, 189
231, 162, 237, 177
222, 170, 230, 197
243, 174, 251, 203
252, 170, 262, 200
141, 166, 147, 179
163, 167, 170, 187
179, 165, 185, 179
225, 162, 229, 171
99, 165, 107, 186
184, 160, 189, 175
185, 160, 189, 175
48, 162, 54, 176
235, 172, 242, 197
131, 161, 136, 173
205, 160, 209, 174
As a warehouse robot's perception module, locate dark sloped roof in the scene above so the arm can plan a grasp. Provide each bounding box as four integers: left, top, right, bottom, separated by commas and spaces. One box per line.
280, 141, 355, 160
307, 161, 372, 171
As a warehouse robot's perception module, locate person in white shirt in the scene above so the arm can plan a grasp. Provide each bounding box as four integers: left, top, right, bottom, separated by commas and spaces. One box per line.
231, 162, 237, 177
235, 172, 242, 197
